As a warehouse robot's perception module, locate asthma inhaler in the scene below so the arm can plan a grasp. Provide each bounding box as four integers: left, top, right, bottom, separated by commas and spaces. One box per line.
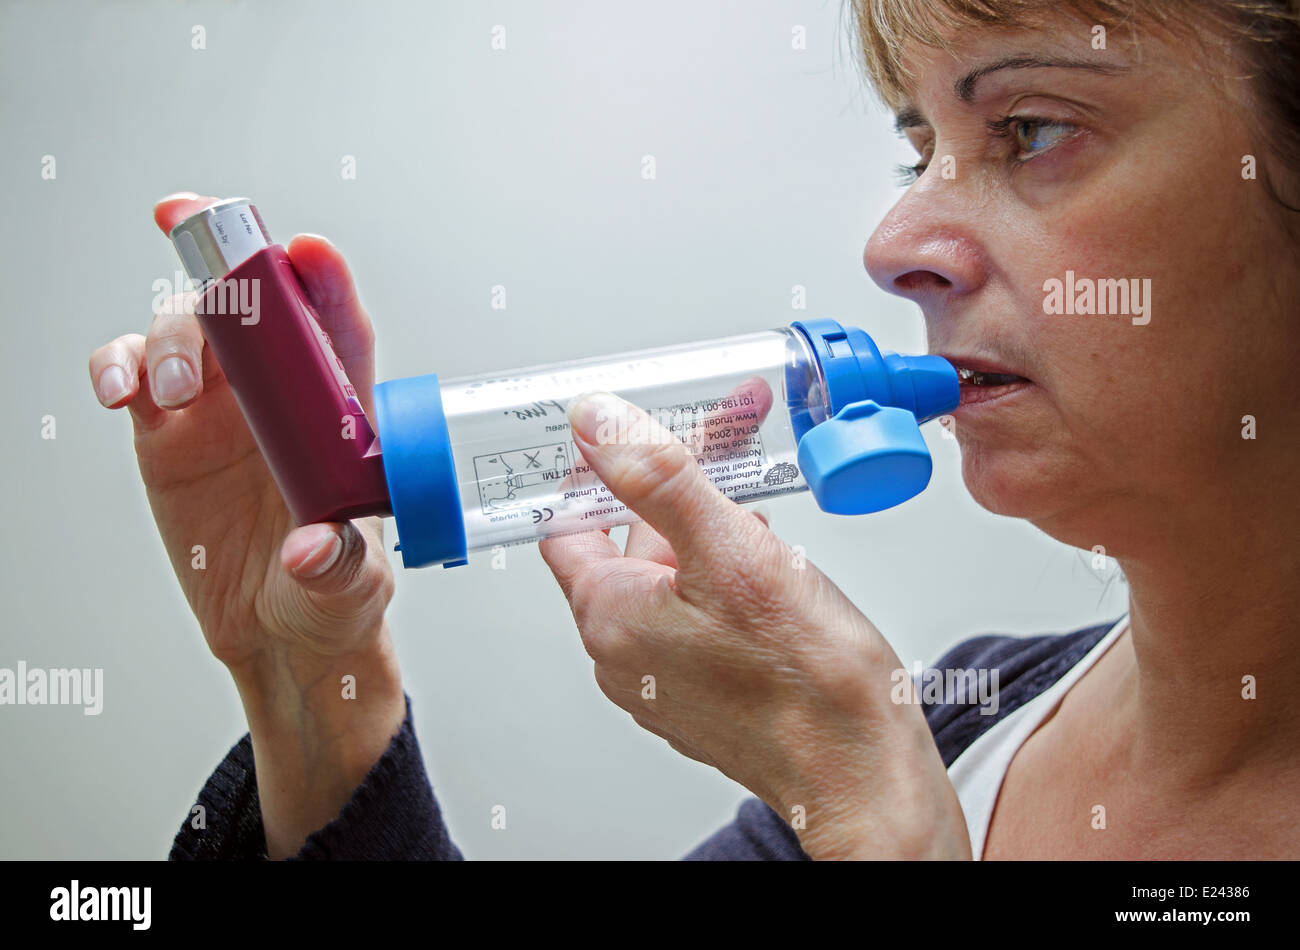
168, 199, 390, 524
166, 199, 959, 571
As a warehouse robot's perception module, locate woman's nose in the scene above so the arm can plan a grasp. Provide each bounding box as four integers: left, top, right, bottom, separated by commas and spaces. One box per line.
863, 186, 988, 308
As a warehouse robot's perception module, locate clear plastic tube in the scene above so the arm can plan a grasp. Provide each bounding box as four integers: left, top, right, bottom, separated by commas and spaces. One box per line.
435, 326, 830, 553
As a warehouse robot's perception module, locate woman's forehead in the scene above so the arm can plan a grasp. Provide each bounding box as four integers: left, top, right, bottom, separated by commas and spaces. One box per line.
853, 0, 1171, 108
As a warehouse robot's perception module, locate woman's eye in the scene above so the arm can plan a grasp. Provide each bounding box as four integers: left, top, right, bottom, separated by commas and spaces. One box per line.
990, 116, 1077, 162
893, 145, 934, 186
891, 116, 1077, 185
894, 159, 927, 186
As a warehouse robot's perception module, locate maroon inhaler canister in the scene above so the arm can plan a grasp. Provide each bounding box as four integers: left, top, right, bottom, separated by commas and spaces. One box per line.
168, 199, 391, 524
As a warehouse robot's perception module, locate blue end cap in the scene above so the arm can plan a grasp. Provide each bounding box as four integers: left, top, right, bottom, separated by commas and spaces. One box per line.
796, 400, 933, 514
373, 374, 468, 570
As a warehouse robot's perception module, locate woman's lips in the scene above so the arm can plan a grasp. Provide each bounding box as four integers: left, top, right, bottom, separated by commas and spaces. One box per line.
956, 378, 1033, 408
936, 356, 1034, 410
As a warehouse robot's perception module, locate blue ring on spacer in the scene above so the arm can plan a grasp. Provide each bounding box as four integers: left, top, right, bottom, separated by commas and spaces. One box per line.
373, 373, 469, 569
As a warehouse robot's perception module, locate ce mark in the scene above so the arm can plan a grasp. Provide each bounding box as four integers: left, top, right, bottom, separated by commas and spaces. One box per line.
531, 508, 555, 524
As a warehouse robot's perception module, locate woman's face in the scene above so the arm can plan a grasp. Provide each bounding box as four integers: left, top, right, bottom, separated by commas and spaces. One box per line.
864, 15, 1299, 555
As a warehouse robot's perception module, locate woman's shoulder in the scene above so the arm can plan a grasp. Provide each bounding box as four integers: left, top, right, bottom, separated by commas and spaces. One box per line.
920, 618, 1122, 766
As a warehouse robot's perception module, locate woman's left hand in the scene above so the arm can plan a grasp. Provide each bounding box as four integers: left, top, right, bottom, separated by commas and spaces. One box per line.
538, 390, 971, 859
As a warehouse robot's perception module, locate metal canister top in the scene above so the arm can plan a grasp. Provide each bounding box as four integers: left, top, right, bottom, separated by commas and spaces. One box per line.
168, 197, 271, 284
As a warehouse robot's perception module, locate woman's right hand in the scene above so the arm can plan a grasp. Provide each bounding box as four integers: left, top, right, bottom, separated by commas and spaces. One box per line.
88, 193, 404, 857
89, 193, 395, 671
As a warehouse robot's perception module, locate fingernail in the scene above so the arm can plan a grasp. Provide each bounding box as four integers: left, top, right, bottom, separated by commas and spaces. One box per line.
157, 191, 200, 203
298, 531, 342, 578
96, 365, 131, 407
153, 356, 197, 406
296, 232, 334, 246
568, 391, 629, 445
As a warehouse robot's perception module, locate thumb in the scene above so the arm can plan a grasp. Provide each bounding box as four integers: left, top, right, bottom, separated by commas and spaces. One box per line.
280, 521, 373, 599
567, 390, 762, 577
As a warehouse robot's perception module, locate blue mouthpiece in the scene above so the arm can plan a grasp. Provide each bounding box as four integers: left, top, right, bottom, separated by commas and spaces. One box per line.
881, 353, 960, 424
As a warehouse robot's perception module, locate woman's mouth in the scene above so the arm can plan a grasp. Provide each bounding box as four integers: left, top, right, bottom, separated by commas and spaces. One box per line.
951, 364, 1033, 408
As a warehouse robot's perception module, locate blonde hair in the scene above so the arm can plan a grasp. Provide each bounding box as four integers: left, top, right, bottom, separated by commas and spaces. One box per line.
846, 0, 1300, 209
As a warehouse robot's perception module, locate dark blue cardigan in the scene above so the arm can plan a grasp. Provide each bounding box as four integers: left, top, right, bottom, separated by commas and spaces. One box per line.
169, 620, 1117, 860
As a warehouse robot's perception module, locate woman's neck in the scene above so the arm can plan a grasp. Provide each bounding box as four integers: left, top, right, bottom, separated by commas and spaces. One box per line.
1115, 497, 1300, 784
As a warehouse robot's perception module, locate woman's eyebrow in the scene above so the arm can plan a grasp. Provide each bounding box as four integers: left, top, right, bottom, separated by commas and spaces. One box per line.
954, 55, 1130, 101
893, 55, 1129, 131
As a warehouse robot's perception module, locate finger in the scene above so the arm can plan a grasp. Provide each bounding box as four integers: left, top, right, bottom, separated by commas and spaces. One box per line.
281, 521, 384, 604
623, 505, 768, 565
285, 234, 377, 417
565, 390, 767, 597
89, 334, 145, 410
149, 192, 224, 414
153, 192, 220, 234
89, 333, 172, 430
685, 376, 775, 461
537, 528, 624, 606
144, 291, 206, 409
539, 528, 680, 643
542, 381, 768, 563
624, 520, 677, 568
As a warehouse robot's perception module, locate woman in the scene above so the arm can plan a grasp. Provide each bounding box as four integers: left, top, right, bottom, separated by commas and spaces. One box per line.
88, 0, 1299, 860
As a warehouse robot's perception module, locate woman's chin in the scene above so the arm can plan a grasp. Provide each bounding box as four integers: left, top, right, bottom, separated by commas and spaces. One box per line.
959, 450, 1057, 521
959, 449, 1121, 552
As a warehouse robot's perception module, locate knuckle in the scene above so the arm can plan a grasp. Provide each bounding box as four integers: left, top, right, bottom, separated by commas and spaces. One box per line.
567, 572, 595, 625
154, 292, 192, 321
120, 332, 146, 352
355, 317, 376, 351
104, 333, 144, 362
568, 576, 603, 650
630, 711, 666, 739
569, 576, 626, 664
161, 315, 198, 345
150, 316, 198, 346
91, 335, 143, 377
593, 664, 632, 708
620, 439, 700, 512
708, 531, 799, 625
593, 666, 619, 705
